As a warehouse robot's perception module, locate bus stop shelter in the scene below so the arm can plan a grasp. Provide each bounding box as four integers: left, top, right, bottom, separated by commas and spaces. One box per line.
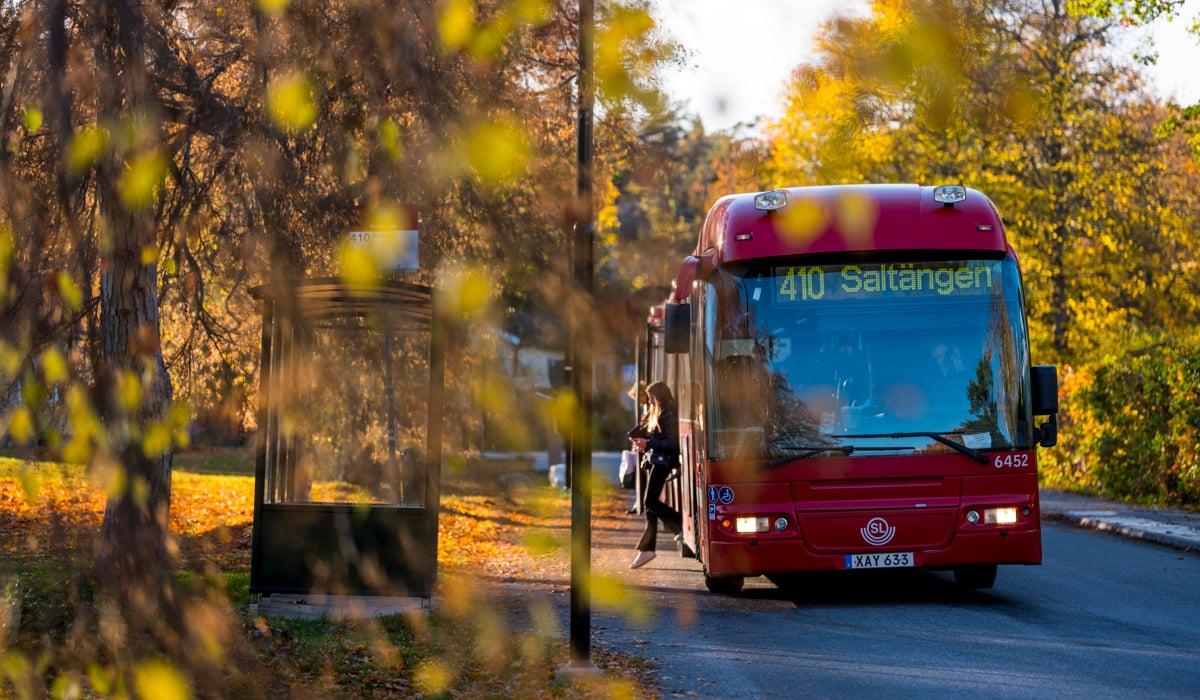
249, 279, 445, 600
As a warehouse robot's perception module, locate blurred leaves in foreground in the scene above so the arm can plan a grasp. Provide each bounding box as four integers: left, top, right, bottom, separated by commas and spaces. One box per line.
0, 454, 656, 695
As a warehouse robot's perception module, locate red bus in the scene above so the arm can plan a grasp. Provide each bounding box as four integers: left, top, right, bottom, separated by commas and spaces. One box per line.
639, 184, 1058, 594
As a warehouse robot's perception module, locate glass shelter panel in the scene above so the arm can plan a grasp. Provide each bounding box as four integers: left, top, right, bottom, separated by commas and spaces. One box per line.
704, 259, 1032, 461
267, 310, 430, 507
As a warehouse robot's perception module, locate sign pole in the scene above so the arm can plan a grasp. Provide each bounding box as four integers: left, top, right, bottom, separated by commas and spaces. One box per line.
559, 0, 597, 678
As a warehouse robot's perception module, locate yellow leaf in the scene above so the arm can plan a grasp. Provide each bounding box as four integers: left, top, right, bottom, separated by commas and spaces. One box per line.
777, 198, 826, 245
256, 0, 289, 17
57, 271, 83, 312
590, 573, 650, 624
140, 245, 159, 266
6, 407, 34, 445
338, 242, 380, 288
443, 266, 492, 317
522, 530, 563, 555
469, 18, 513, 61
117, 370, 142, 412
50, 672, 81, 699
836, 192, 877, 246
465, 116, 529, 183
99, 459, 127, 500
22, 108, 42, 133
0, 226, 12, 273
545, 389, 580, 441
168, 401, 191, 429
366, 202, 412, 231
514, 0, 552, 24
62, 436, 93, 465
119, 151, 168, 210
86, 665, 112, 695
67, 386, 103, 444
1004, 85, 1038, 126
14, 462, 42, 503
414, 659, 453, 695
67, 124, 107, 174
142, 423, 173, 458
438, 0, 475, 50
377, 118, 402, 159
0, 652, 30, 686
267, 72, 317, 133
133, 660, 189, 700
595, 7, 655, 102
41, 347, 68, 385
0, 342, 20, 378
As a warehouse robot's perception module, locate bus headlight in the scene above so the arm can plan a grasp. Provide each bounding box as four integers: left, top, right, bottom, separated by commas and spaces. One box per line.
984, 507, 1018, 525
736, 517, 770, 533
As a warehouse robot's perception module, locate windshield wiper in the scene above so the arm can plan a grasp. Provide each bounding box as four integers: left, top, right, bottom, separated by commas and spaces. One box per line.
833, 431, 989, 464
768, 445, 851, 468
768, 444, 914, 467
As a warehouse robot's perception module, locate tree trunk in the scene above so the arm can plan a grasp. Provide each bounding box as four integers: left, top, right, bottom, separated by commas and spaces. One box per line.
91, 0, 175, 603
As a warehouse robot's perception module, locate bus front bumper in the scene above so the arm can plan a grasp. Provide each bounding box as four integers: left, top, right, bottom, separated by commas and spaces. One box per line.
705, 527, 1042, 576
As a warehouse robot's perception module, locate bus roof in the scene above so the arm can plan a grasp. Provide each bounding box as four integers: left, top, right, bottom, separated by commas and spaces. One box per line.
696, 184, 1010, 264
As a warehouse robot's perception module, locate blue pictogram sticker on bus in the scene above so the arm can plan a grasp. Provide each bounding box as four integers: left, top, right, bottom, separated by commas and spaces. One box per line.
708, 485, 718, 503
718, 486, 735, 504
708, 503, 716, 520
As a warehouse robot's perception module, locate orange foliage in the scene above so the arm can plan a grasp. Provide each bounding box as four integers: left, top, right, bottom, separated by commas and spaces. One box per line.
0, 456, 625, 577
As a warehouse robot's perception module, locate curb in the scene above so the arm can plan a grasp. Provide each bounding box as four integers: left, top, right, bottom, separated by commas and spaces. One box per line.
1043, 510, 1200, 554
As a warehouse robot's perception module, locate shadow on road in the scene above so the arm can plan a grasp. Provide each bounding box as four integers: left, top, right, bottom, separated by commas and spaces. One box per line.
738, 569, 1020, 608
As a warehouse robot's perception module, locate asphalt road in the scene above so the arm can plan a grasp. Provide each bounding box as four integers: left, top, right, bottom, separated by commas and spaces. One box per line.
584, 518, 1200, 698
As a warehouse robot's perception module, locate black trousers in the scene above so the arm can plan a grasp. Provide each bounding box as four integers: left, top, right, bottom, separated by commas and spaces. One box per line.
637, 461, 682, 552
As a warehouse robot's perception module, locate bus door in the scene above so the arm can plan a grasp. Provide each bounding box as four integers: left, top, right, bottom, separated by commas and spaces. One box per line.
635, 321, 664, 515
675, 292, 702, 558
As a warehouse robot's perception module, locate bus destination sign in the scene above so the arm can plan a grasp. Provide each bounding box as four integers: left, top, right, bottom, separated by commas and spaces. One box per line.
773, 262, 995, 303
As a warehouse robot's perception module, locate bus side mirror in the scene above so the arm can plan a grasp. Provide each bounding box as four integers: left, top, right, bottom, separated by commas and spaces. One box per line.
664, 303, 691, 354
1031, 365, 1058, 448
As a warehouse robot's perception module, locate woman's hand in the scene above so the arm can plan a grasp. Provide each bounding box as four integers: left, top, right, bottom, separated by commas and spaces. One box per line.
631, 437, 648, 451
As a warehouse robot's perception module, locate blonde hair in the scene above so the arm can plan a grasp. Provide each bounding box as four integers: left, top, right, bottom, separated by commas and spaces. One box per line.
645, 381, 675, 434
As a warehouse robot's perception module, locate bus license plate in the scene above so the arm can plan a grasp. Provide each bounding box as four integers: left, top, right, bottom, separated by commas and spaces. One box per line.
844, 552, 913, 569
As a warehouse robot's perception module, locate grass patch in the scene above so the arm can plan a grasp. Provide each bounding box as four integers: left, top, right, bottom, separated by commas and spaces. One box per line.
173, 446, 256, 476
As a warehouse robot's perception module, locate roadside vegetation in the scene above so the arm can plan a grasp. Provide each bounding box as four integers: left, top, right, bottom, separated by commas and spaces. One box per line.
0, 452, 653, 697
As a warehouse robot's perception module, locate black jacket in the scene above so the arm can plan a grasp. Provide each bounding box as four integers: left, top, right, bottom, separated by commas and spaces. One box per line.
644, 408, 679, 465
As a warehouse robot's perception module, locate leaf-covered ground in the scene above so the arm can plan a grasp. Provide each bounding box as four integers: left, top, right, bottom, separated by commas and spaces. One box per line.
0, 453, 627, 577
0, 451, 654, 698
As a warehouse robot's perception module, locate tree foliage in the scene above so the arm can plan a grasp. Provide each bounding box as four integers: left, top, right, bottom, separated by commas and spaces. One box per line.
0, 0, 680, 688
762, 0, 1200, 365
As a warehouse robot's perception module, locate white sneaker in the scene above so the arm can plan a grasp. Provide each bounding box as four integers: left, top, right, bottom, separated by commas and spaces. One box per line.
674, 534, 683, 543
630, 551, 657, 569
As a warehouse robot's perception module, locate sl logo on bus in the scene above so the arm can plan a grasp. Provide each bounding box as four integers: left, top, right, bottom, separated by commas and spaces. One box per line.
861, 517, 896, 546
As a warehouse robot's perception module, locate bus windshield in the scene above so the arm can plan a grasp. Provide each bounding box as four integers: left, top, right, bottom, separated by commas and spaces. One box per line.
704, 258, 1032, 461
